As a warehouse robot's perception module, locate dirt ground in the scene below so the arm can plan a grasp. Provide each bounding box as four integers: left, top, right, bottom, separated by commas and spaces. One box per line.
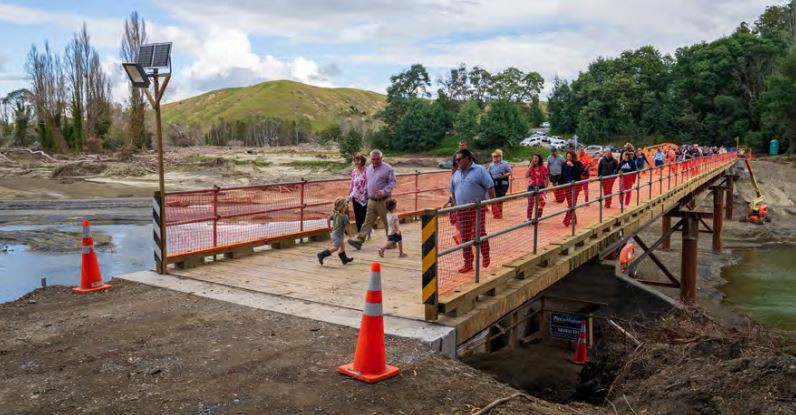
0, 280, 601, 415
0, 145, 441, 201
607, 310, 796, 415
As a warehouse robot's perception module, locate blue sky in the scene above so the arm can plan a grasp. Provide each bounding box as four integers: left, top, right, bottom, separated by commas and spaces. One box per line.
0, 0, 776, 103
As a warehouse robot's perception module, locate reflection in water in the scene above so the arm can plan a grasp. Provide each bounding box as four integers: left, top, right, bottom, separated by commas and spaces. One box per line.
0, 224, 153, 303
721, 246, 796, 330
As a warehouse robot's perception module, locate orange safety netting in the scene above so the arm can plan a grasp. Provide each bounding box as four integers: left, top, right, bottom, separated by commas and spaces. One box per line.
434, 153, 734, 296
163, 171, 451, 259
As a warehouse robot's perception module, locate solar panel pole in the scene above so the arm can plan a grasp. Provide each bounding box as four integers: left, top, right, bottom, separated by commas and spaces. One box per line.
153, 68, 168, 274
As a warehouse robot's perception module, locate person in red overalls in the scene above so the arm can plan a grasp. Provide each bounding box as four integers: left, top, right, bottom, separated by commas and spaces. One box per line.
577, 148, 593, 202
525, 154, 548, 221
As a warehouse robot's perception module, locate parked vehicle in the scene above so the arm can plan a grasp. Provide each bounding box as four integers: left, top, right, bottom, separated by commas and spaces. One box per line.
521, 137, 545, 147
438, 159, 453, 169
541, 122, 551, 128
549, 138, 566, 148
585, 145, 603, 154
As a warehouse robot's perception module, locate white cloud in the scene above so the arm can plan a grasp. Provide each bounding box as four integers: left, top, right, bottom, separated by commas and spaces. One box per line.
0, 0, 778, 101
160, 26, 333, 102
0, 3, 124, 49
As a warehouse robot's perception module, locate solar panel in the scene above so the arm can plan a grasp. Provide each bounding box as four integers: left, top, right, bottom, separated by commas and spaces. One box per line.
137, 44, 154, 67
137, 42, 172, 68
151, 43, 171, 67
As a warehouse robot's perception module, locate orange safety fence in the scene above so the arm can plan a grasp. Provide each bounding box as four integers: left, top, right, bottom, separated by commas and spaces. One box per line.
432, 153, 736, 297
162, 170, 454, 259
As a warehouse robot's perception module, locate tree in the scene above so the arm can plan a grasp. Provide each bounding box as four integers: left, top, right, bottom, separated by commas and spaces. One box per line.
339, 128, 362, 161
386, 64, 431, 102
547, 77, 576, 133
26, 42, 68, 151
318, 124, 342, 144
5, 89, 31, 146
762, 43, 796, 154
468, 66, 491, 105
121, 11, 148, 149
479, 100, 528, 149
393, 99, 447, 151
437, 63, 469, 102
454, 101, 480, 141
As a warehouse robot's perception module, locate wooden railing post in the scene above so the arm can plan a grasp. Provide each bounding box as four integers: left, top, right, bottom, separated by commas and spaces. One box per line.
421, 209, 439, 320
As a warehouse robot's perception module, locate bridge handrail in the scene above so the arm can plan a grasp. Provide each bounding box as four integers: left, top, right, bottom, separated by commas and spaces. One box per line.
421, 152, 737, 311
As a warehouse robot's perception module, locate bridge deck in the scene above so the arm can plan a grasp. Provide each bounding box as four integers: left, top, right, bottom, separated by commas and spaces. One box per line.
171, 224, 428, 321
168, 157, 736, 344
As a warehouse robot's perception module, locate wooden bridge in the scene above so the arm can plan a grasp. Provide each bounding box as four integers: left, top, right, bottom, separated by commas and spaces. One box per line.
153, 153, 738, 348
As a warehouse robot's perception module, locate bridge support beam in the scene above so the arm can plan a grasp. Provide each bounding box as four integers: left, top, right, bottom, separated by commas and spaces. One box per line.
712, 187, 725, 253
661, 215, 672, 251
680, 215, 699, 305
725, 175, 735, 220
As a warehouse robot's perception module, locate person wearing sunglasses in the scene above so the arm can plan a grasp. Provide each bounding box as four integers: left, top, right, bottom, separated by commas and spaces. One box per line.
450, 148, 495, 273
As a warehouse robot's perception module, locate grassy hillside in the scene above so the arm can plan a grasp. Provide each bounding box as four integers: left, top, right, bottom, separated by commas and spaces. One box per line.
162, 80, 386, 130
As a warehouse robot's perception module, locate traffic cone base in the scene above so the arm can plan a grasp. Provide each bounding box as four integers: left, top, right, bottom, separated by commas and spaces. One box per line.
72, 283, 112, 294
337, 362, 400, 383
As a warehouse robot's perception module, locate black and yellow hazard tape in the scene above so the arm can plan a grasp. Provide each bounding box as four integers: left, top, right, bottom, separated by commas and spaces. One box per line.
421, 212, 438, 306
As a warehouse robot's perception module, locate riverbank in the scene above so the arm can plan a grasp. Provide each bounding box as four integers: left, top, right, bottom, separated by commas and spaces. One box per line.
635, 158, 796, 329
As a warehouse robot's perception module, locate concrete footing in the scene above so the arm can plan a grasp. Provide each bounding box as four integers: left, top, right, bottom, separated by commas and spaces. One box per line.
115, 271, 457, 356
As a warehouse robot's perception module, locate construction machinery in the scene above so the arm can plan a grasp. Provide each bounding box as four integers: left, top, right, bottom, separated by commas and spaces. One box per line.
738, 149, 770, 224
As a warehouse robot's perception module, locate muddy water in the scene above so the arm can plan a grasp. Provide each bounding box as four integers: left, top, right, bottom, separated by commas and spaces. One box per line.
0, 224, 152, 303
721, 245, 796, 330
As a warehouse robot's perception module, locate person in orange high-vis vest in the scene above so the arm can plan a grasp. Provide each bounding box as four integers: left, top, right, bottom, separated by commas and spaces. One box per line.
577, 148, 593, 202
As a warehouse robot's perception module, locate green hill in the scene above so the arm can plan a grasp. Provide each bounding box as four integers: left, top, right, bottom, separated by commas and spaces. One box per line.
162, 79, 386, 130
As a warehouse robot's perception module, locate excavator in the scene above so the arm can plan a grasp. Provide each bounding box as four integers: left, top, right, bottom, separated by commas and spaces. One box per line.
737, 148, 770, 225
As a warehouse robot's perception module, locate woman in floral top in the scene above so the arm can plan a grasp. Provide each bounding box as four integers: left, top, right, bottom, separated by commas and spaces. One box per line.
525, 153, 549, 221
348, 154, 368, 232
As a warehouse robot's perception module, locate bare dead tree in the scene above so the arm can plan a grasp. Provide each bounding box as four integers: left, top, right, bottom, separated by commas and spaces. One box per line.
26, 42, 68, 152
121, 11, 148, 149
65, 24, 112, 152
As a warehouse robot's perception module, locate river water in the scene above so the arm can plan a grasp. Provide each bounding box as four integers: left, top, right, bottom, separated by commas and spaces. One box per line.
0, 224, 153, 303
721, 245, 796, 331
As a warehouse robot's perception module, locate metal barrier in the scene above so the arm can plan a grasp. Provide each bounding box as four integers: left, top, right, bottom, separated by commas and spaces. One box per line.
421, 152, 735, 305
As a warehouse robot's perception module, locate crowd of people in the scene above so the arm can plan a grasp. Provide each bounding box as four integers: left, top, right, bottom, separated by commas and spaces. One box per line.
317, 141, 728, 273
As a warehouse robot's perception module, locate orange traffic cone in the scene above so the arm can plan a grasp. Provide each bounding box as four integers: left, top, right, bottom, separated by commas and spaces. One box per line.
338, 262, 401, 383
571, 319, 588, 365
72, 220, 111, 294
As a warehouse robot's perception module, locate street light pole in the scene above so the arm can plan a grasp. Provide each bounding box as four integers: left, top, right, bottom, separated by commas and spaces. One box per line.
139, 68, 170, 274
153, 69, 168, 274
122, 42, 173, 274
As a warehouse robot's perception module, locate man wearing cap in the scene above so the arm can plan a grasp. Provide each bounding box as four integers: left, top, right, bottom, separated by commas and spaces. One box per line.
348, 149, 396, 250
547, 147, 565, 203
450, 148, 495, 273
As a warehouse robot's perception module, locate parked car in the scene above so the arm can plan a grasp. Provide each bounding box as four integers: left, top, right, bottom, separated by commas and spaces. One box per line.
541, 122, 551, 128
549, 138, 566, 148
585, 145, 603, 154
521, 137, 545, 147
437, 159, 453, 169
